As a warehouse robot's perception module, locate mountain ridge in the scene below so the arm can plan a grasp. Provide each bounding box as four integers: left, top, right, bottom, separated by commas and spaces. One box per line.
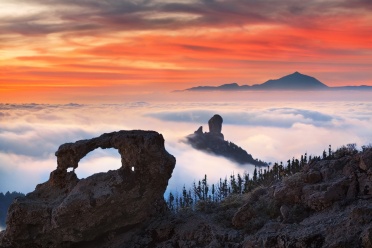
178, 72, 372, 91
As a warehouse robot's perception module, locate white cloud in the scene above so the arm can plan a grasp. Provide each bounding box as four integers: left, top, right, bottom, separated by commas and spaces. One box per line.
0, 152, 56, 193
76, 148, 122, 179
147, 107, 339, 128
0, 101, 371, 194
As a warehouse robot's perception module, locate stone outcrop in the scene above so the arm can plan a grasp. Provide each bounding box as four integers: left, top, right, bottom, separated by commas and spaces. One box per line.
0, 130, 175, 248
208, 114, 224, 139
233, 148, 372, 247
186, 114, 266, 166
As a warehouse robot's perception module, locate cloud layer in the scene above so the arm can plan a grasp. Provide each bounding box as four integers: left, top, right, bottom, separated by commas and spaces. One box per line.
147, 107, 338, 128
1, 101, 371, 194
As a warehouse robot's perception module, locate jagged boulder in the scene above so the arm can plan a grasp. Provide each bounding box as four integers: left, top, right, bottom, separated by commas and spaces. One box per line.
0, 130, 175, 248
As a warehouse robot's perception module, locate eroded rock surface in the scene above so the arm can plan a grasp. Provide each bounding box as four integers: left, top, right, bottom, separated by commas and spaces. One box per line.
0, 130, 175, 248
186, 115, 267, 166
234, 148, 372, 247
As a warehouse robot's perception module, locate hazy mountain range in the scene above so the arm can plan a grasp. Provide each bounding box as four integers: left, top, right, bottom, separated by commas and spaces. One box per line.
179, 72, 372, 91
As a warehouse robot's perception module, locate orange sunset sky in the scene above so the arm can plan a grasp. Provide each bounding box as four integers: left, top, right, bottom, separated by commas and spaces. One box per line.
0, 0, 371, 103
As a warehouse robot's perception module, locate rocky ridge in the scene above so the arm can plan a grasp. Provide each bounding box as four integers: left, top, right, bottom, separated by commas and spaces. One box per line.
234, 147, 372, 247
104, 147, 372, 247
186, 114, 266, 166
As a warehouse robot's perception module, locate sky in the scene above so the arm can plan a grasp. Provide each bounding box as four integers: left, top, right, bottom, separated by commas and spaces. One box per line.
1, 0, 372, 103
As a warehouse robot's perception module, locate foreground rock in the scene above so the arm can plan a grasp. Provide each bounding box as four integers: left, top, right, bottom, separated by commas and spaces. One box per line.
74, 146, 372, 247
186, 114, 266, 166
1, 133, 371, 247
0, 130, 175, 248
234, 148, 372, 247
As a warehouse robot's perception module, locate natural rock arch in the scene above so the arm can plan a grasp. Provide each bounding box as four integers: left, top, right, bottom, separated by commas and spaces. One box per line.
1, 130, 176, 248
55, 131, 149, 172
72, 147, 122, 178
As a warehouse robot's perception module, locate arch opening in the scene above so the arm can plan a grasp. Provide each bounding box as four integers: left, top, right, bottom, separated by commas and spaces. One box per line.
75, 148, 122, 179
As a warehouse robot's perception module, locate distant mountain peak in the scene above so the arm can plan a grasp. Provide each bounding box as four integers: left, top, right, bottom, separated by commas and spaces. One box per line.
178, 72, 372, 92
260, 72, 328, 89
217, 83, 240, 90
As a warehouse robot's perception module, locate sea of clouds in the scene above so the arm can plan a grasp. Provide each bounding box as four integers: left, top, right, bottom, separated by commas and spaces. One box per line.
1, 100, 371, 195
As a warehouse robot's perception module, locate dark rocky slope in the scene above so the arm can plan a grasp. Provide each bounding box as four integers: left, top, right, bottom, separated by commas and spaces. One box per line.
0, 130, 371, 248
234, 147, 372, 247
186, 114, 266, 166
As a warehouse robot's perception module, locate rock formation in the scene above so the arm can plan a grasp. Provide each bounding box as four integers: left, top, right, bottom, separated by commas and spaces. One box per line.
0, 130, 175, 248
208, 114, 224, 139
233, 148, 372, 247
186, 114, 266, 166
59, 147, 371, 247
1, 129, 371, 247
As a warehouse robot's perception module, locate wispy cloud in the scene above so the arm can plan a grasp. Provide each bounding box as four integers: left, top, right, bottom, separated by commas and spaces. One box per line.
147, 107, 338, 128
2, 0, 370, 35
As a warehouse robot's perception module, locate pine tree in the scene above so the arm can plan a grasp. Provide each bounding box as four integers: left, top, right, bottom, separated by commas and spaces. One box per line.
253, 167, 258, 182
237, 173, 243, 194
193, 180, 202, 201
167, 192, 175, 211
201, 174, 209, 201
211, 184, 215, 202
230, 173, 239, 194
243, 173, 250, 193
